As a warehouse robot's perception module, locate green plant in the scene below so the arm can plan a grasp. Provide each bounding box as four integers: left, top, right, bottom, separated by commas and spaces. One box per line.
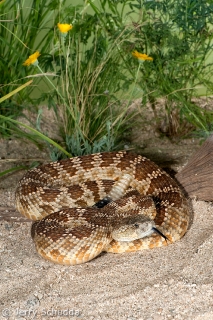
4, 0, 213, 162
0, 0, 137, 157
94, 0, 213, 137
0, 79, 72, 177
126, 0, 213, 134
0, 0, 60, 136
22, 3, 136, 158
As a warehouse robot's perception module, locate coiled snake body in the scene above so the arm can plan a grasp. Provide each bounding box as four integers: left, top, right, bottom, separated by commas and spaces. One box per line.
15, 151, 189, 265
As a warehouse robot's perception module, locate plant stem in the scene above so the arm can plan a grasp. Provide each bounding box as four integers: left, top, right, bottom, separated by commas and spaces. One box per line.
127, 63, 141, 108
0, 115, 72, 158
36, 65, 67, 105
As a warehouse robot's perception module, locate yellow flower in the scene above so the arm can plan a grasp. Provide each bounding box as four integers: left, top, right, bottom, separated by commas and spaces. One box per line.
132, 50, 153, 62
57, 23, 73, 33
23, 51, 41, 66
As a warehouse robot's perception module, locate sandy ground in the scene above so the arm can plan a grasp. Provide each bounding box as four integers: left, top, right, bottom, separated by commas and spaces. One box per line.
1, 115, 213, 320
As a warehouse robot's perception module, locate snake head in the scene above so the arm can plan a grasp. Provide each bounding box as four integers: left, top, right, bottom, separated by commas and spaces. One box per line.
111, 215, 155, 241
111, 215, 168, 242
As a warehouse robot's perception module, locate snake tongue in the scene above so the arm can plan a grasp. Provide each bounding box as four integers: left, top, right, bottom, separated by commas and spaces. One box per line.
152, 227, 168, 241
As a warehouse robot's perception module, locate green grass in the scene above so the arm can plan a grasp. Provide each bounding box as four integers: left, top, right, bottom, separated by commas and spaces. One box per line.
1, 0, 213, 169
117, 0, 213, 137
0, 0, 137, 160
0, 0, 58, 137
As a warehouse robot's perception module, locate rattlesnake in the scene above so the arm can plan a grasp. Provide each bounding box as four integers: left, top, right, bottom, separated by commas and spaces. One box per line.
15, 151, 189, 265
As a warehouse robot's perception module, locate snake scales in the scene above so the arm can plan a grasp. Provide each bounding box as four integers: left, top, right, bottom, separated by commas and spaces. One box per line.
15, 151, 189, 265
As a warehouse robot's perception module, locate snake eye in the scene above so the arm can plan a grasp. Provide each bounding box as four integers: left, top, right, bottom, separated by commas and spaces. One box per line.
134, 223, 139, 228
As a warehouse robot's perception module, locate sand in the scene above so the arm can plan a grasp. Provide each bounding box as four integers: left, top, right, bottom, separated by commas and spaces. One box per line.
1, 135, 213, 320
